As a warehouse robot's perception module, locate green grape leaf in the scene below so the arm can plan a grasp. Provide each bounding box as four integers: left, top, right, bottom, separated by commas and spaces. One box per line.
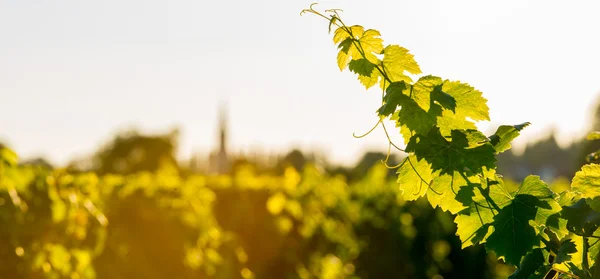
431, 87, 457, 113
382, 77, 462, 143
378, 82, 409, 117
509, 249, 546, 279
546, 212, 569, 240
333, 25, 364, 44
561, 199, 600, 236
587, 197, 600, 211
334, 26, 366, 71
485, 176, 559, 266
336, 44, 361, 71
348, 59, 375, 77
406, 128, 496, 175
558, 190, 583, 207
489, 122, 531, 154
334, 26, 384, 69
357, 29, 384, 63
410, 75, 442, 112
571, 164, 600, 199
554, 239, 577, 264
442, 80, 489, 121
382, 45, 421, 84
338, 38, 353, 52
427, 171, 478, 214
395, 99, 440, 143
436, 80, 490, 136
348, 59, 381, 89
455, 177, 512, 248
587, 131, 600, 140
357, 69, 382, 90
463, 129, 490, 148
397, 155, 434, 201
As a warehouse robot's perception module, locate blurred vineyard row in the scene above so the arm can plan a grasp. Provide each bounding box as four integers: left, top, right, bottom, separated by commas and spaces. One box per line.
0, 146, 573, 279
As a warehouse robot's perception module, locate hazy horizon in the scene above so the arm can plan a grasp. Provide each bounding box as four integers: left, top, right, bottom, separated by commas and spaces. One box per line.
2, 0, 600, 167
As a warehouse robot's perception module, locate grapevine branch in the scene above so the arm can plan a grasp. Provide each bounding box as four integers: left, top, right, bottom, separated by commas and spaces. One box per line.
303, 4, 596, 278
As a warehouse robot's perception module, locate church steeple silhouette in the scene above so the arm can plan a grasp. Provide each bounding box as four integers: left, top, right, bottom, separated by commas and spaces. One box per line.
208, 104, 230, 174
218, 105, 227, 155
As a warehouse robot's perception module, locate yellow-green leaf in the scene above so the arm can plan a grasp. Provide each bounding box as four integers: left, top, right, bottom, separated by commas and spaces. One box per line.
382, 45, 421, 83
397, 155, 434, 201
571, 164, 600, 199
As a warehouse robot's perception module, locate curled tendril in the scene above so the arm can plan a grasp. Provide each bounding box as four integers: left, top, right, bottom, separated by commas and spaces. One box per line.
299, 3, 318, 16
352, 120, 381, 138
381, 143, 404, 169
324, 8, 344, 17
382, 158, 404, 169
301, 3, 329, 18
301, 2, 344, 32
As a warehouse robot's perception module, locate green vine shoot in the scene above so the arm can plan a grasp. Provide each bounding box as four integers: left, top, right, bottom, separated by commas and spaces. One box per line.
303, 3, 600, 279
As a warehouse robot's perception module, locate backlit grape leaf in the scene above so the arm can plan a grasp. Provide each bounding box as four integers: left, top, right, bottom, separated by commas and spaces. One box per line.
336, 43, 361, 71
382, 45, 421, 84
337, 38, 352, 53
382, 77, 463, 143
508, 249, 546, 279
409, 75, 441, 112
334, 26, 384, 70
397, 155, 434, 201
455, 177, 512, 248
561, 199, 600, 236
436, 81, 490, 137
554, 239, 577, 264
587, 197, 600, 211
406, 128, 496, 175
357, 70, 382, 89
384, 78, 460, 143
348, 59, 375, 77
430, 87, 457, 113
558, 190, 582, 207
489, 122, 531, 154
348, 59, 381, 89
436, 110, 477, 137
333, 25, 364, 44
333, 26, 367, 71
394, 100, 440, 143
546, 212, 569, 240
357, 29, 384, 63
377, 82, 409, 117
427, 171, 478, 214
485, 176, 558, 266
463, 129, 490, 148
571, 164, 600, 199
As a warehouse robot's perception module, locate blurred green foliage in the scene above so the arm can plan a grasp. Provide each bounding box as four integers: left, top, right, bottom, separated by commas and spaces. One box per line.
0, 146, 516, 279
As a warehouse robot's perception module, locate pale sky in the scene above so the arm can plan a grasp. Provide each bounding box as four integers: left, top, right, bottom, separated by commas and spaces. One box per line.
1, 0, 600, 167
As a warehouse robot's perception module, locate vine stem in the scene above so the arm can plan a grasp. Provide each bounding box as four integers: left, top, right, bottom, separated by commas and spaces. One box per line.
583, 236, 590, 276
303, 3, 410, 164
301, 3, 395, 89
